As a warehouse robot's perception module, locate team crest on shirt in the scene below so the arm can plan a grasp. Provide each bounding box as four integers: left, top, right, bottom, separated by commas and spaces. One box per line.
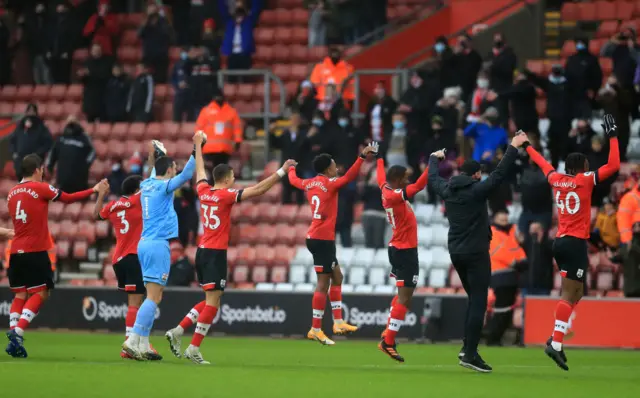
331, 262, 336, 270
412, 275, 419, 285
161, 273, 168, 282
220, 279, 226, 288
49, 184, 57, 192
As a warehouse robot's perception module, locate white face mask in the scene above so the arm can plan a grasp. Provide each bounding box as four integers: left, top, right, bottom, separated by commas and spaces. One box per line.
477, 79, 489, 89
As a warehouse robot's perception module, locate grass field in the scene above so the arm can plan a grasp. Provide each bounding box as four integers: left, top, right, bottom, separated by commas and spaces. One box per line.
1, 332, 639, 398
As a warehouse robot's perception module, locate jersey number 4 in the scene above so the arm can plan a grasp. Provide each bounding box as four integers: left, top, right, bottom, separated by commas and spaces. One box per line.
15, 200, 27, 223
201, 204, 221, 230
555, 191, 581, 215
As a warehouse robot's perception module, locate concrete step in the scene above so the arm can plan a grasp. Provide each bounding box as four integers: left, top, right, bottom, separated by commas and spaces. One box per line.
79, 262, 102, 273
60, 272, 98, 281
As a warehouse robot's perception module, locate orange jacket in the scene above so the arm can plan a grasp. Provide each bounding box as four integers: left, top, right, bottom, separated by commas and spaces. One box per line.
594, 211, 620, 248
310, 57, 355, 101
195, 101, 243, 155
617, 187, 640, 243
4, 236, 57, 271
489, 226, 526, 273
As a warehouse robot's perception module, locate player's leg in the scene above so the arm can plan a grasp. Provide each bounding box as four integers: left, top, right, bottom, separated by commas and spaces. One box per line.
184, 290, 221, 365
306, 239, 334, 345
331, 264, 358, 335
6, 254, 27, 357
382, 295, 399, 339
450, 255, 471, 359
9, 292, 26, 331
165, 300, 206, 357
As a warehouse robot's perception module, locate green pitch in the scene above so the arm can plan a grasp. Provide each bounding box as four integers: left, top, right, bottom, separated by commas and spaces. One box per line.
1, 332, 639, 398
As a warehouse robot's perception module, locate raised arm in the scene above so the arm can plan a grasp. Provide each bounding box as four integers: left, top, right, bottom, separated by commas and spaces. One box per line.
406, 167, 429, 199
333, 142, 378, 190
57, 179, 106, 203
596, 114, 621, 182
93, 182, 110, 220
427, 152, 447, 197
193, 131, 207, 183
525, 145, 555, 178
167, 155, 196, 192
473, 132, 528, 198
243, 160, 296, 200
287, 166, 305, 189
376, 158, 386, 188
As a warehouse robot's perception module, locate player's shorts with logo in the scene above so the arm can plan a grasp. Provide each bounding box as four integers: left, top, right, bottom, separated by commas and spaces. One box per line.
553, 235, 588, 282
195, 248, 228, 291
306, 238, 338, 274
113, 254, 145, 294
137, 238, 171, 286
388, 247, 420, 287
8, 251, 54, 294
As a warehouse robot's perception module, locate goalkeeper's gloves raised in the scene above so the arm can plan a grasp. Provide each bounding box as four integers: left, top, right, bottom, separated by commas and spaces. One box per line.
601, 113, 618, 137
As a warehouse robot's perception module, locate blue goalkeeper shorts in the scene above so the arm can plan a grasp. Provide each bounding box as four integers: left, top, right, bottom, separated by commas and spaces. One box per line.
137, 239, 171, 286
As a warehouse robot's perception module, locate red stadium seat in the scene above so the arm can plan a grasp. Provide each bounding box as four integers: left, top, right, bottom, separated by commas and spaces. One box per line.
44, 101, 63, 120
277, 204, 298, 223
57, 240, 71, 259
272, 44, 291, 63
78, 220, 96, 244
96, 220, 110, 239
274, 223, 296, 246
578, 1, 596, 21
0, 85, 17, 100
62, 101, 81, 117
180, 122, 196, 137
292, 8, 308, 25
0, 179, 14, 197
121, 29, 139, 46
67, 85, 83, 101
561, 41, 576, 58
235, 245, 256, 266
48, 85, 67, 101
260, 10, 278, 26
64, 202, 82, 221
293, 223, 307, 245
273, 244, 295, 266
233, 265, 249, 283
256, 202, 279, 223
596, 20, 619, 39
238, 225, 259, 245
236, 84, 254, 101
128, 123, 146, 140
255, 28, 275, 46
595, 0, 616, 21
32, 85, 50, 101
73, 240, 89, 259
0, 102, 13, 116
160, 121, 180, 140
296, 204, 312, 224
94, 140, 108, 159
256, 224, 277, 245
111, 123, 129, 140
561, 2, 578, 20
94, 123, 112, 140
291, 27, 307, 45
251, 265, 268, 283
271, 266, 287, 283
49, 222, 62, 239
49, 201, 64, 220
273, 64, 292, 81
16, 86, 34, 101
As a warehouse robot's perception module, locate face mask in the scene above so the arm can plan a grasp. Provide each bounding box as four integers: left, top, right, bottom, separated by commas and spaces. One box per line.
180, 52, 188, 60
338, 119, 349, 128
312, 119, 323, 127
393, 121, 405, 130
576, 42, 586, 51
549, 75, 565, 84
111, 163, 121, 172
494, 40, 504, 48
131, 164, 141, 174
477, 78, 489, 89
434, 42, 446, 54
481, 174, 489, 181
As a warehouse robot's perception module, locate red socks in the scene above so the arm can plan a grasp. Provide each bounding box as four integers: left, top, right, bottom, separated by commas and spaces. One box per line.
125, 306, 138, 338
9, 297, 25, 330
15, 294, 44, 336
311, 292, 326, 329
552, 300, 573, 345
384, 303, 407, 345
190, 305, 218, 347
180, 300, 207, 330
329, 286, 342, 321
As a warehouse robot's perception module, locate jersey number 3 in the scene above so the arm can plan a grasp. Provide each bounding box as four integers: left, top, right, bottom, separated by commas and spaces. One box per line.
201, 204, 221, 230
15, 200, 27, 224
555, 191, 581, 215
117, 210, 129, 234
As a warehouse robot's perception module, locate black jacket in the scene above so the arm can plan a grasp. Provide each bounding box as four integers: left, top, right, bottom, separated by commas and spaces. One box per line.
269, 127, 310, 171
47, 122, 95, 193
526, 72, 571, 121
10, 116, 53, 174
167, 257, 195, 287
487, 47, 517, 92
334, 124, 365, 169
189, 55, 220, 108
520, 164, 552, 214
499, 80, 538, 132
400, 78, 440, 135
82, 55, 114, 117
127, 73, 154, 122
290, 92, 318, 124
522, 233, 554, 290
138, 16, 171, 59
47, 11, 77, 58
105, 74, 131, 122
453, 48, 483, 98
428, 145, 519, 254
363, 95, 397, 142
24, 10, 49, 56
565, 48, 602, 100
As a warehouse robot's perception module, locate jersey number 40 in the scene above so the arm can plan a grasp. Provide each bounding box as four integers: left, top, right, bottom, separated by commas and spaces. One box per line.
555, 191, 581, 215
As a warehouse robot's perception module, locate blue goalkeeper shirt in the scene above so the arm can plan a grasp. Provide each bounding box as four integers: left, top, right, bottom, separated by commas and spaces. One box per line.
140, 156, 196, 240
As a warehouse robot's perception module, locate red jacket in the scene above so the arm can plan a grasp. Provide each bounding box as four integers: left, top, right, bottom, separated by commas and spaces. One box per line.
83, 12, 119, 56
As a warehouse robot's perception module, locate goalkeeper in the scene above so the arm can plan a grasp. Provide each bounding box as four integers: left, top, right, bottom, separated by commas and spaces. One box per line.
123, 137, 201, 360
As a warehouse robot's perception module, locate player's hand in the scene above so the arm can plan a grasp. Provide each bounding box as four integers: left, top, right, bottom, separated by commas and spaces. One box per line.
151, 140, 167, 158
93, 179, 108, 193
361, 141, 379, 157
193, 130, 206, 146
602, 113, 618, 137
283, 159, 297, 169
510, 131, 529, 148
431, 149, 446, 160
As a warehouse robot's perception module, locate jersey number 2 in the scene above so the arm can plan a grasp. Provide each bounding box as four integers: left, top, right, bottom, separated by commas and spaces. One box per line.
201, 204, 221, 230
555, 191, 580, 215
15, 200, 27, 224
311, 195, 321, 220
117, 210, 129, 234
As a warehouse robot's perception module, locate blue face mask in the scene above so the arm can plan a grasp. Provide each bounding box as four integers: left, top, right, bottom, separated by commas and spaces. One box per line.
575, 42, 586, 51
393, 121, 405, 130
180, 52, 188, 60
131, 164, 141, 174
481, 174, 488, 181
312, 119, 323, 127
434, 42, 446, 54
338, 119, 349, 128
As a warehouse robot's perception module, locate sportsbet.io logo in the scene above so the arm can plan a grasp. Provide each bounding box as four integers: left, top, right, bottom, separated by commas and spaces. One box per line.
82, 296, 160, 322
342, 303, 417, 328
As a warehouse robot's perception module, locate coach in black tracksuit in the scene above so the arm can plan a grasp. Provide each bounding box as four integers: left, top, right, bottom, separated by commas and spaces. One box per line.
427, 133, 526, 373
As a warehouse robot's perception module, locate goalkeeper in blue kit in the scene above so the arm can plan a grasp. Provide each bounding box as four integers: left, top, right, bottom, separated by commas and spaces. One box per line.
122, 137, 201, 360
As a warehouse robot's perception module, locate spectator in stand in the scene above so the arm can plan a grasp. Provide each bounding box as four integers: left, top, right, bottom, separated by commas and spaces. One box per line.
363, 81, 397, 161
307, 0, 328, 47
219, 0, 261, 77
189, 46, 220, 117
196, 93, 243, 173
46, 1, 76, 84
104, 64, 130, 122
9, 103, 52, 180
270, 112, 309, 205
126, 63, 154, 123
453, 33, 483, 100
107, 159, 129, 197
588, 135, 615, 207
79, 43, 113, 122
518, 155, 553, 236
336, 163, 357, 247
0, 10, 11, 86
23, 2, 50, 84
307, 109, 338, 159
190, 0, 217, 45
423, 115, 456, 204
167, 242, 195, 287
399, 68, 439, 135
520, 222, 554, 297
361, 164, 386, 249
317, 83, 345, 123
486, 32, 517, 126
433, 35, 457, 90
566, 118, 594, 157
432, 86, 465, 135
172, 47, 193, 122
47, 115, 95, 193
601, 27, 639, 95
138, 2, 172, 84
174, 185, 199, 246
597, 75, 633, 160
291, 80, 319, 123
467, 70, 495, 123
464, 107, 508, 163
617, 183, 640, 297
82, 0, 118, 57
565, 37, 602, 119
201, 18, 221, 55
335, 109, 364, 169
487, 210, 525, 346
525, 64, 571, 168
335, 0, 359, 44
591, 198, 620, 250
492, 70, 538, 135
310, 46, 355, 105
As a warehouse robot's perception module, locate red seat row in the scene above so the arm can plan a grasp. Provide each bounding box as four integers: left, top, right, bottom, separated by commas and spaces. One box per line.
0, 84, 83, 102
562, 0, 640, 22
259, 8, 310, 26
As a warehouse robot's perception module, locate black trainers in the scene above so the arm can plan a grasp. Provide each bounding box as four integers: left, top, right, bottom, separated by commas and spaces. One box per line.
459, 353, 492, 373
378, 340, 405, 363
546, 336, 567, 363
545, 345, 569, 371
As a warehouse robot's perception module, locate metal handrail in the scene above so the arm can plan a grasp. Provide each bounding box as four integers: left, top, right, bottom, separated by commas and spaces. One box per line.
399, 0, 529, 67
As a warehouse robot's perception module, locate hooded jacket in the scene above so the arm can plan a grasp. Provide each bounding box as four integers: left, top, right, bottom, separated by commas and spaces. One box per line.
9, 112, 53, 175
428, 145, 518, 254
47, 122, 95, 193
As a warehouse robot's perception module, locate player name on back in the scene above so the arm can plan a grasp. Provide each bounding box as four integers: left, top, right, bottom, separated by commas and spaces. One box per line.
553, 181, 577, 189
305, 181, 328, 192
8, 187, 40, 200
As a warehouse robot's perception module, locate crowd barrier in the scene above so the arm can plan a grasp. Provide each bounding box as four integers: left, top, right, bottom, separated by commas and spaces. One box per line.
0, 287, 468, 341
524, 296, 640, 349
